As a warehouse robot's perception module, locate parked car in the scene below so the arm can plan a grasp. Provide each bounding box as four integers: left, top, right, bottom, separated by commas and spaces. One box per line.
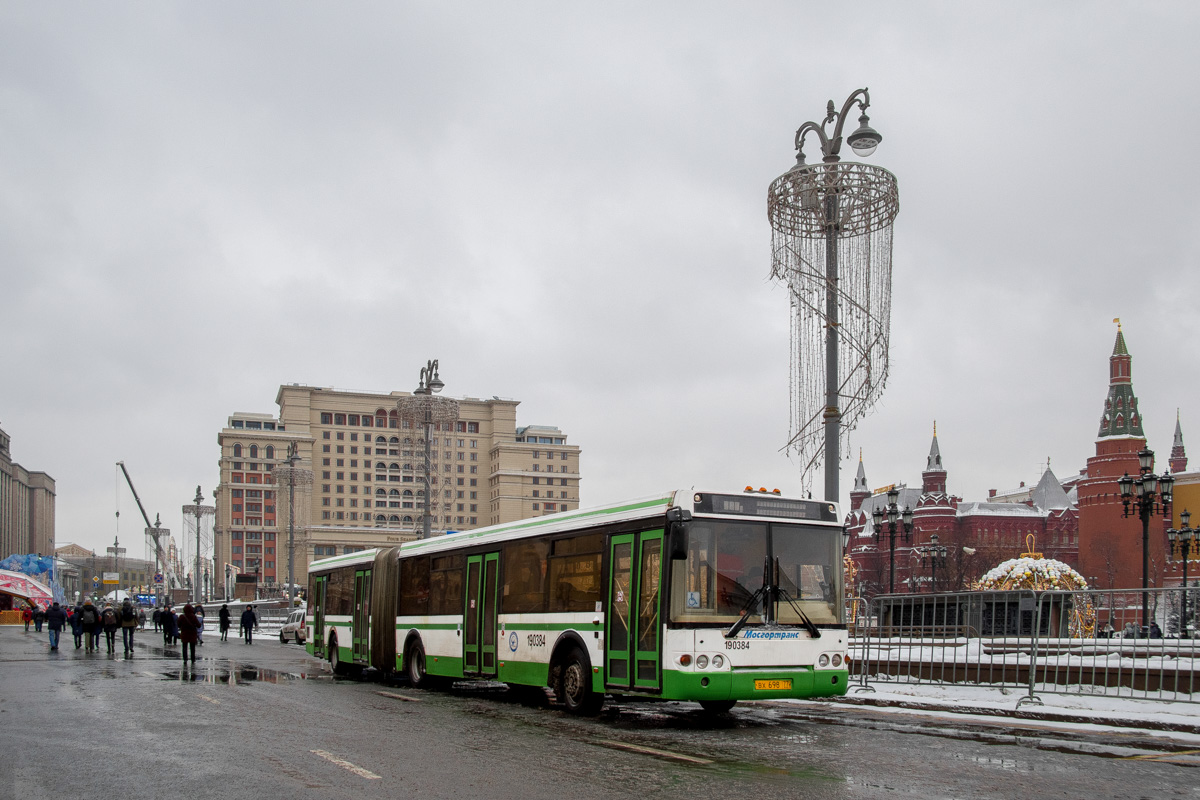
279, 609, 307, 645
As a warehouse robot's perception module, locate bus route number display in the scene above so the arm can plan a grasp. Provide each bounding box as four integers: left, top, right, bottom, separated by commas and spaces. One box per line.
693, 493, 838, 522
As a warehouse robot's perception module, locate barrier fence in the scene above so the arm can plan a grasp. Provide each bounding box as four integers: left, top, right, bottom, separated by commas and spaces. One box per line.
850, 587, 1200, 706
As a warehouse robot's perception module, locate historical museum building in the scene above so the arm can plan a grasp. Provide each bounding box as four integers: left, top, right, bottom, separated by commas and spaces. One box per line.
0, 423, 56, 560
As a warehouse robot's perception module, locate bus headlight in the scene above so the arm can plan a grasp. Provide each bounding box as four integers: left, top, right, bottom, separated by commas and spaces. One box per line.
696, 655, 709, 669
818, 654, 830, 667
832, 654, 843, 667
711, 654, 724, 669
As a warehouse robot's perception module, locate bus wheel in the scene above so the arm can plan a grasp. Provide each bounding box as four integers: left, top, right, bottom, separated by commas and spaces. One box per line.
699, 700, 737, 714
406, 641, 435, 689
557, 648, 603, 715
329, 636, 351, 676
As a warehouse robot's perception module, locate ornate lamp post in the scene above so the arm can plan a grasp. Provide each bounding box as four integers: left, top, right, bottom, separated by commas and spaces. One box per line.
768, 89, 898, 503
397, 360, 459, 539
272, 443, 313, 603
871, 487, 913, 594
915, 533, 948, 594
1168, 509, 1194, 636
182, 486, 215, 605
1119, 447, 1174, 631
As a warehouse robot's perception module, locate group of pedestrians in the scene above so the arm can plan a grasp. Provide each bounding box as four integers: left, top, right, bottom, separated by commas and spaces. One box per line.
28, 599, 266, 662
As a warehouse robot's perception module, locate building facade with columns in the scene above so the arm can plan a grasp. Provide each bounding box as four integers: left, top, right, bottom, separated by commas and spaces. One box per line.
212, 384, 582, 597
0, 423, 56, 560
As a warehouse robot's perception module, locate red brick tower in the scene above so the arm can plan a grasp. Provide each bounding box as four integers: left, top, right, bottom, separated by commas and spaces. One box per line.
1171, 411, 1188, 474
1077, 323, 1160, 589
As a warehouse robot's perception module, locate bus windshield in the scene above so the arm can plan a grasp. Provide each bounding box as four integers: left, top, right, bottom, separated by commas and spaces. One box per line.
669, 520, 842, 625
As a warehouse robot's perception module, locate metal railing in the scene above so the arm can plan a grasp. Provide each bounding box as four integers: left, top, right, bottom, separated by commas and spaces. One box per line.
851, 587, 1200, 706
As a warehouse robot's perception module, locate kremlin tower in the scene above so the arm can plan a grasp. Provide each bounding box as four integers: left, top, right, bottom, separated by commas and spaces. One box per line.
1076, 322, 1164, 590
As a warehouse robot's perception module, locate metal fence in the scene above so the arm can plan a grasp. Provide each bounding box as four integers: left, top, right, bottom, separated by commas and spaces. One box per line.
850, 587, 1200, 706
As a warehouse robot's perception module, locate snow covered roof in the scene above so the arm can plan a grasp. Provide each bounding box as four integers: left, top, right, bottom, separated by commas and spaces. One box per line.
957, 502, 1046, 518
1030, 467, 1072, 510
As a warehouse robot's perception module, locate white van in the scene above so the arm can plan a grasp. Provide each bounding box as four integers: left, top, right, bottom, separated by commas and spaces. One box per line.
279, 608, 307, 645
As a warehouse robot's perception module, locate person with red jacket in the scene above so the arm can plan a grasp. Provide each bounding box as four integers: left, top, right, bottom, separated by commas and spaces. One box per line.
22, 606, 33, 632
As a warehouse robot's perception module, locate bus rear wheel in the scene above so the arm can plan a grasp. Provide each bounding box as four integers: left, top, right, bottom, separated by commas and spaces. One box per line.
329, 636, 352, 676
406, 641, 437, 689
699, 700, 737, 713
557, 648, 603, 715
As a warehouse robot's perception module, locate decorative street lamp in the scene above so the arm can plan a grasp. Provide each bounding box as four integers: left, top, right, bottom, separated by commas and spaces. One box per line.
768, 89, 899, 503
915, 533, 948, 594
1119, 447, 1174, 631
272, 443, 313, 604
871, 487, 913, 594
1168, 508, 1194, 636
397, 360, 459, 540
182, 486, 215, 605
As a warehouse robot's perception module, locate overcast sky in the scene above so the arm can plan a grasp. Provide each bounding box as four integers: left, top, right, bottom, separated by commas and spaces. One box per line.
3, 3, 1198, 559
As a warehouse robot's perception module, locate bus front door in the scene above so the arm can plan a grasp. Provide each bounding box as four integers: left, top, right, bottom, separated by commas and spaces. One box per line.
312, 576, 327, 658
352, 568, 372, 663
606, 530, 664, 691
463, 552, 500, 678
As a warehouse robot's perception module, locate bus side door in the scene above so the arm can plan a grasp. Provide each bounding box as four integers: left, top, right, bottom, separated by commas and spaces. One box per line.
463, 552, 500, 678
606, 530, 664, 691
312, 576, 327, 657
352, 568, 372, 663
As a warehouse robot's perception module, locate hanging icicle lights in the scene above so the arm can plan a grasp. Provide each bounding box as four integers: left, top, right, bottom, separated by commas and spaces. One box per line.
767, 88, 899, 495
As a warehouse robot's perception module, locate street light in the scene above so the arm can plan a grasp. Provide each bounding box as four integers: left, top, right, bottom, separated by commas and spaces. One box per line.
1119, 447, 1174, 631
915, 533, 948, 594
272, 443, 313, 604
768, 89, 899, 504
397, 359, 459, 540
871, 486, 913, 594
182, 486, 215, 605
1168, 508, 1194, 636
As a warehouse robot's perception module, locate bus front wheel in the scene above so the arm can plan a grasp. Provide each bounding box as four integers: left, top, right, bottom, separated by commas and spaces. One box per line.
699, 700, 737, 713
557, 648, 603, 715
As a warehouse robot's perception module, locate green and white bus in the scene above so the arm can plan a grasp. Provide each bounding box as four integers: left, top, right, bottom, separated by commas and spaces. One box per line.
306, 488, 848, 713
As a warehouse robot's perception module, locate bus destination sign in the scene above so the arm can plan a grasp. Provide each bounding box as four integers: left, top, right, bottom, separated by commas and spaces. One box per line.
693, 493, 838, 522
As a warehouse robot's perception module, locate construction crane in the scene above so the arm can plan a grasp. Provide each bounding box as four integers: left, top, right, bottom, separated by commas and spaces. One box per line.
116, 461, 182, 593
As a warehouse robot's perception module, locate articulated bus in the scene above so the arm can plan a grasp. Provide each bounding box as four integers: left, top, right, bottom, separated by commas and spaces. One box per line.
305, 488, 848, 713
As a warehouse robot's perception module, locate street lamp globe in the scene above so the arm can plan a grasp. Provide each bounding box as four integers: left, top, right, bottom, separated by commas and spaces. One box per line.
847, 113, 882, 156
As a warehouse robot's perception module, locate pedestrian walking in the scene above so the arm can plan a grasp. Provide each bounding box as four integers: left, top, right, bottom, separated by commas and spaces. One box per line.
152, 607, 162, 632
1150, 621, 1163, 639
45, 602, 68, 651
137, 607, 147, 630
161, 606, 177, 646
240, 605, 257, 644
101, 603, 120, 653
218, 604, 231, 642
22, 606, 32, 631
33, 606, 45, 633
80, 600, 100, 652
119, 598, 138, 654
195, 604, 205, 645
177, 604, 200, 667
69, 604, 85, 649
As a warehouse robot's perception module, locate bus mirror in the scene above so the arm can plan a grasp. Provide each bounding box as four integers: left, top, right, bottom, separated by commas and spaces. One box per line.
665, 507, 692, 560
667, 523, 689, 560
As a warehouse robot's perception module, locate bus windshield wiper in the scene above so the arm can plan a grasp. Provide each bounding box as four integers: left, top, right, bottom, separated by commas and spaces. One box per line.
776, 582, 821, 639
725, 557, 772, 639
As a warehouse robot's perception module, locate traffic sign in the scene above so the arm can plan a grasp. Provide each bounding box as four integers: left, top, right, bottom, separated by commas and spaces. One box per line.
154, 573, 163, 584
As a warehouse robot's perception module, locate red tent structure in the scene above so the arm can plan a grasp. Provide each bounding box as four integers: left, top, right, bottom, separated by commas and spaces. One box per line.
0, 568, 54, 611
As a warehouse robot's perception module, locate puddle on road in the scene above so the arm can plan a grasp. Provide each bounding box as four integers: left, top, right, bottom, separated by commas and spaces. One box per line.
157, 665, 320, 683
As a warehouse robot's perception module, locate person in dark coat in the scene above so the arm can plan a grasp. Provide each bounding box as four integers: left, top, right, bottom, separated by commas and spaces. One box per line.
152, 607, 162, 632
240, 605, 257, 644
45, 602, 68, 651
69, 604, 85, 649
33, 606, 45, 632
161, 606, 178, 646
218, 604, 232, 641
177, 604, 200, 666
79, 601, 100, 652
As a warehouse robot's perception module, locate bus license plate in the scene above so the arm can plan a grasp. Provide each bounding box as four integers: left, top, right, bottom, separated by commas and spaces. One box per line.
754, 679, 792, 691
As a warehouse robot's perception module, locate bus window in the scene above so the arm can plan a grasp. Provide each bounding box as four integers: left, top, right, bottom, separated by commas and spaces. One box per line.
430, 554, 464, 615
327, 568, 353, 616
549, 533, 603, 612
503, 540, 548, 613
399, 556, 430, 616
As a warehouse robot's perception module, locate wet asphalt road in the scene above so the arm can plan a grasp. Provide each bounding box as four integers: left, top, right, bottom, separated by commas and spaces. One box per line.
2, 626, 1198, 800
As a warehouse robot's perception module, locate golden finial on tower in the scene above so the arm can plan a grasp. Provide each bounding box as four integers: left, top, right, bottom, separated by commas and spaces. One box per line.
1113, 317, 1121, 331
